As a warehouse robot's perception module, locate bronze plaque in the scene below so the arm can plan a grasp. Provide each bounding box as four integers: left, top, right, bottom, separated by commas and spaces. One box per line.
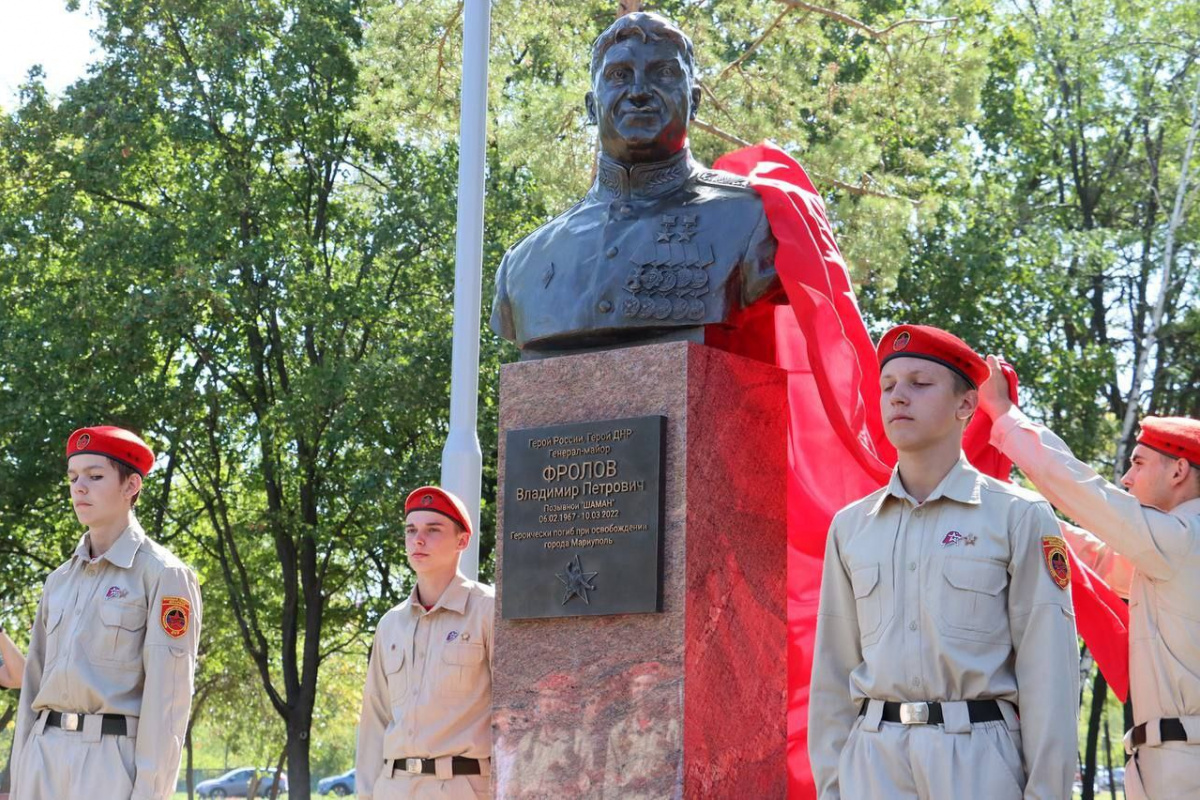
501, 416, 665, 619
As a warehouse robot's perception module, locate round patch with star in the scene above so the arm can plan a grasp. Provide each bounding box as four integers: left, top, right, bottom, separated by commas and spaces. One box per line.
160, 596, 191, 638
893, 331, 911, 351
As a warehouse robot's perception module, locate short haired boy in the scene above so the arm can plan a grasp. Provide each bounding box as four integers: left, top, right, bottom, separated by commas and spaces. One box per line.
808, 326, 1079, 799
11, 426, 202, 800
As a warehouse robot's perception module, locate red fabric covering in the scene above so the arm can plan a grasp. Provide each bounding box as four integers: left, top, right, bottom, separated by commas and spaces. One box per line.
713, 143, 1130, 796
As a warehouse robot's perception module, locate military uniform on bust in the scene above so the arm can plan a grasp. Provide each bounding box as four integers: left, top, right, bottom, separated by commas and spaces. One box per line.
489, 12, 783, 359
491, 148, 780, 355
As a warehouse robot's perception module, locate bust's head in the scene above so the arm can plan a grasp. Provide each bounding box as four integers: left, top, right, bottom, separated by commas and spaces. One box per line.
586, 13, 700, 165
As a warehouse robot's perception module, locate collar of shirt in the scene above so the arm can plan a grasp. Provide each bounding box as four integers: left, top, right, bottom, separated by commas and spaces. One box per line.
1172, 496, 1200, 519
869, 455, 984, 516
404, 573, 472, 616
72, 521, 146, 569
593, 148, 694, 201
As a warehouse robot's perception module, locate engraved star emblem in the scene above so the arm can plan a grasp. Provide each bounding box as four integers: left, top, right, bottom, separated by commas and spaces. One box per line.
678, 230, 694, 243
656, 230, 673, 243
556, 554, 598, 605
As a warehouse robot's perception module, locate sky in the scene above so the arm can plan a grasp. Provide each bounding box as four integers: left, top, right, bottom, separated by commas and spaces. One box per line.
0, 0, 99, 106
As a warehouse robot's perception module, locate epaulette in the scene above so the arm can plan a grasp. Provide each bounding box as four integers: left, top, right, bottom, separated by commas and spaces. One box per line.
695, 169, 752, 189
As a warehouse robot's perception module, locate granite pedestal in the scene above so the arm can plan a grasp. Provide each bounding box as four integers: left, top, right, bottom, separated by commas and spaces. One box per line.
493, 341, 788, 798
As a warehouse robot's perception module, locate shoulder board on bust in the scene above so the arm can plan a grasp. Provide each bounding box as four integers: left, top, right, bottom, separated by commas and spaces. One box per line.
695, 170, 752, 189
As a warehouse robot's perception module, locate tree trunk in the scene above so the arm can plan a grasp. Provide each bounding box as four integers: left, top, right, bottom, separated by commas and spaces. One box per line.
1083, 670, 1107, 800
1104, 714, 1117, 800
270, 743, 288, 800
286, 715, 313, 800
186, 723, 195, 800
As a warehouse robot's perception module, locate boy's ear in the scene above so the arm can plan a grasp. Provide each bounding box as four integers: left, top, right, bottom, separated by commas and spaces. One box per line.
123, 472, 143, 499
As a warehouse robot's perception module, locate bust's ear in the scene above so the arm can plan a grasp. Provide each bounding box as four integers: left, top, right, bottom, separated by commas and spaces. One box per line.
585, 91, 598, 125
690, 86, 701, 120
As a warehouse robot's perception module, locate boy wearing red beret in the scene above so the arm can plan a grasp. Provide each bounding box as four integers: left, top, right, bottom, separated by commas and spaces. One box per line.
11, 426, 202, 800
980, 360, 1200, 800
356, 486, 495, 799
809, 326, 1079, 799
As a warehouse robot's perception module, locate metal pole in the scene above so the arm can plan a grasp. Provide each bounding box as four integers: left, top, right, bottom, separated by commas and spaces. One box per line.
442, 0, 491, 581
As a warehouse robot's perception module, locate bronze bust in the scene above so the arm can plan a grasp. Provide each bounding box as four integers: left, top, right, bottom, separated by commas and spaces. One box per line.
491, 12, 781, 358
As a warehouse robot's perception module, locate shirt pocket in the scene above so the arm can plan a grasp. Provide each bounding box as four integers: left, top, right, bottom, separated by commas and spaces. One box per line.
382, 643, 408, 705
438, 642, 487, 699
937, 558, 1009, 642
44, 605, 68, 665
851, 564, 885, 644
87, 600, 147, 670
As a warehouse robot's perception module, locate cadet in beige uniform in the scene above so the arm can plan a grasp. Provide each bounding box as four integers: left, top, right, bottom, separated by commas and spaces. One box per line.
357, 486, 493, 800
809, 325, 1079, 800
12, 426, 201, 800
980, 357, 1200, 800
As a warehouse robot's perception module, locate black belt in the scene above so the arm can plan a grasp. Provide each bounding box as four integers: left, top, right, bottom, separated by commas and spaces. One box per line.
1130, 718, 1189, 748
45, 711, 128, 736
859, 700, 1006, 725
390, 756, 482, 776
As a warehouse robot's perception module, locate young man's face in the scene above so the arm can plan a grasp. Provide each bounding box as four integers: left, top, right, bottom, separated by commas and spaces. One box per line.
880, 357, 976, 453
1121, 444, 1185, 510
404, 510, 469, 576
67, 454, 138, 528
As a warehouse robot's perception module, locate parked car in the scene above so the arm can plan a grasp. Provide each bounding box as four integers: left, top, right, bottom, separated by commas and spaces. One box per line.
196, 767, 289, 798
317, 768, 355, 796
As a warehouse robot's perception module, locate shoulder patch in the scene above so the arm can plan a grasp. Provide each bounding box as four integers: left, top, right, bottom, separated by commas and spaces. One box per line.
1041, 536, 1070, 589
161, 596, 191, 637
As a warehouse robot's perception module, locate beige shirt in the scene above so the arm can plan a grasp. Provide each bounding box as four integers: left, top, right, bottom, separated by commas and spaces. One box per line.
12, 521, 202, 800
809, 456, 1079, 800
992, 407, 1200, 727
356, 574, 494, 799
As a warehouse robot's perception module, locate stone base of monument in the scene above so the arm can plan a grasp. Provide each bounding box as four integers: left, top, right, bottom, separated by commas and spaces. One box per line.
493, 342, 787, 798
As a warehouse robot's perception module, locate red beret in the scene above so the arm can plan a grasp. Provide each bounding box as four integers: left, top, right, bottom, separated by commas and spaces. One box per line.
1138, 416, 1200, 469
877, 324, 988, 388
404, 486, 472, 535
66, 426, 155, 476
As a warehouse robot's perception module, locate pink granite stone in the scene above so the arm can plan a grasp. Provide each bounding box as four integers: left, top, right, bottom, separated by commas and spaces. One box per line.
493, 342, 787, 798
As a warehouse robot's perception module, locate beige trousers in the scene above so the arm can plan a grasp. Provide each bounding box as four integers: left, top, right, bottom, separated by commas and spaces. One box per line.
372, 768, 491, 799
12, 723, 137, 800
1124, 743, 1200, 800
836, 716, 1025, 800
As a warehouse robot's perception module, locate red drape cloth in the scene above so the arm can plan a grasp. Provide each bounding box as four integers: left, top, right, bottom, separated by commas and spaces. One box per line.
712, 143, 1130, 798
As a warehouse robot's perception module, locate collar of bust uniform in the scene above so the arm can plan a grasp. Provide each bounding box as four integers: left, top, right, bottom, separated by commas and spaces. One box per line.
595, 148, 694, 200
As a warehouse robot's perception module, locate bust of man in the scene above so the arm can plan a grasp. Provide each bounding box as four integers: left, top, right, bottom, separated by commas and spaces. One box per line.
491, 12, 781, 358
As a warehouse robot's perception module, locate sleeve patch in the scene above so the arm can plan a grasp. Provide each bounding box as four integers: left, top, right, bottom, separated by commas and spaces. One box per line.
161, 596, 191, 637
1041, 536, 1071, 590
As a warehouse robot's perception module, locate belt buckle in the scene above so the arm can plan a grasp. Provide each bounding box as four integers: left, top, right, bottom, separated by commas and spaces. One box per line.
61, 712, 82, 732
403, 758, 424, 775
899, 702, 930, 725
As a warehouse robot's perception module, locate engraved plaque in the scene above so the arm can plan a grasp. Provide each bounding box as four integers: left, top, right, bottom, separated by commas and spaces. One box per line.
501, 416, 665, 619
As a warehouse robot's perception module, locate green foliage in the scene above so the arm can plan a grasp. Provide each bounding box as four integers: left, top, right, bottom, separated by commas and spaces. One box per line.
0, 0, 1197, 792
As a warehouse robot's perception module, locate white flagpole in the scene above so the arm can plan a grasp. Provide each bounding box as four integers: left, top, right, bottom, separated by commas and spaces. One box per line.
441, 0, 492, 581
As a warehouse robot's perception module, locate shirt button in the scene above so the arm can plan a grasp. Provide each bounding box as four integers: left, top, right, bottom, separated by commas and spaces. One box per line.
911, 677, 922, 688
606, 246, 618, 258
908, 621, 918, 631
598, 300, 613, 313
908, 562, 917, 571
